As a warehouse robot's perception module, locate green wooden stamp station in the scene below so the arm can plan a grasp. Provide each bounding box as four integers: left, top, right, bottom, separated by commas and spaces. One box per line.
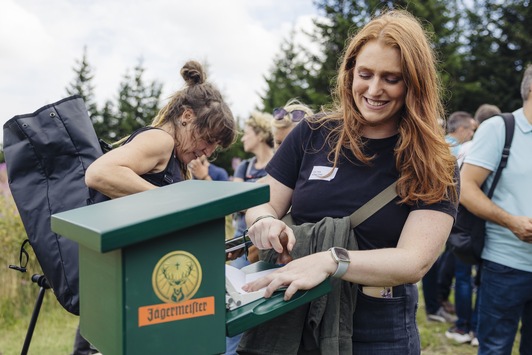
51, 180, 330, 354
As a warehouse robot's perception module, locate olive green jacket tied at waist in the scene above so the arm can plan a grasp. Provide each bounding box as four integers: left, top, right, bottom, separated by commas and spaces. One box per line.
237, 216, 358, 355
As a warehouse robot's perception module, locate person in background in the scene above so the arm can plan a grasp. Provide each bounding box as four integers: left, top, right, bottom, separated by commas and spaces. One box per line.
422, 111, 478, 323
231, 111, 275, 245
82, 60, 237, 355
444, 103, 501, 347
239, 10, 458, 354
225, 110, 274, 355
422, 111, 476, 326
422, 250, 458, 323
445, 111, 477, 158
189, 154, 232, 243
461, 65, 532, 355
189, 154, 229, 182
271, 99, 314, 149
425, 111, 476, 325
457, 104, 501, 166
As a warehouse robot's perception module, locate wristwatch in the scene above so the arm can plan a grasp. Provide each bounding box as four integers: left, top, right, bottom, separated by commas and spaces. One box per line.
329, 247, 350, 279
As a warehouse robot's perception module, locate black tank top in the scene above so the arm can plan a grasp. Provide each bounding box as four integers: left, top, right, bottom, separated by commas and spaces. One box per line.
124, 127, 183, 186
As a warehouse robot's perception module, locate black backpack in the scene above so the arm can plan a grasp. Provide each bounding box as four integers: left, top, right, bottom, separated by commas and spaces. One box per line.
447, 113, 515, 264
3, 95, 108, 315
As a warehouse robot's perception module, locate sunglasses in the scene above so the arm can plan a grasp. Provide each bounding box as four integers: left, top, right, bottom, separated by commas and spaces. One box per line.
273, 108, 306, 122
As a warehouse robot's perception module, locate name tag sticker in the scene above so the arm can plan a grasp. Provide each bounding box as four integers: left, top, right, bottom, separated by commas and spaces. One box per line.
309, 166, 338, 181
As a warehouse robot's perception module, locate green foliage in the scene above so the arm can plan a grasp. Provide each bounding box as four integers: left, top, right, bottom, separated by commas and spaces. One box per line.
0, 191, 45, 318
95, 59, 163, 142
214, 131, 246, 177
0, 291, 79, 355
260, 29, 324, 114
66, 46, 99, 121
66, 52, 163, 143
460, 0, 532, 113
60, 0, 532, 165
261, 0, 530, 118
111, 60, 163, 141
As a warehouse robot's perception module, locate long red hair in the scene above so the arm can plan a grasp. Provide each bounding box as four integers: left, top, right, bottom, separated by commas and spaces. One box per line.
319, 10, 457, 205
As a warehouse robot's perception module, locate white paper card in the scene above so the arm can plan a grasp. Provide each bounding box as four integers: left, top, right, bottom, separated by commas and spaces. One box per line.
309, 166, 338, 181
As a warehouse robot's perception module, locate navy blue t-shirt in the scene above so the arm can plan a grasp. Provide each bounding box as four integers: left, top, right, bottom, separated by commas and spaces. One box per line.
267, 119, 458, 250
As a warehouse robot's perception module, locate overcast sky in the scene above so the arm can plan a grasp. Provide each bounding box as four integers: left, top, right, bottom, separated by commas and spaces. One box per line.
0, 0, 320, 144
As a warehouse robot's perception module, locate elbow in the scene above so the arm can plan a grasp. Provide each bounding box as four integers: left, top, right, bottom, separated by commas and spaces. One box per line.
85, 164, 104, 190
409, 256, 441, 284
410, 265, 431, 284
399, 255, 436, 284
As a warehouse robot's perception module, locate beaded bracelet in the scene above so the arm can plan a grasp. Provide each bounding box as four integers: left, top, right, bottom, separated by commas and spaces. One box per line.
251, 214, 277, 226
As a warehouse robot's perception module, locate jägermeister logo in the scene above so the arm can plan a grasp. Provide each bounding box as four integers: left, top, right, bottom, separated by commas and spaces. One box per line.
152, 250, 202, 303
138, 251, 213, 327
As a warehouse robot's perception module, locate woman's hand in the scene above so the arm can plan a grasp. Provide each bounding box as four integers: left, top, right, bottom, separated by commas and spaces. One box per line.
188, 155, 210, 180
242, 251, 335, 300
247, 217, 296, 254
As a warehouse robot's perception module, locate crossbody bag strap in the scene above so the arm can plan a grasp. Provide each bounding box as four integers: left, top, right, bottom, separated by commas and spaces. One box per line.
349, 181, 398, 229
486, 113, 515, 198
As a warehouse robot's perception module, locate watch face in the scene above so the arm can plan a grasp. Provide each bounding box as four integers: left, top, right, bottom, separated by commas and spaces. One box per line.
334, 247, 350, 262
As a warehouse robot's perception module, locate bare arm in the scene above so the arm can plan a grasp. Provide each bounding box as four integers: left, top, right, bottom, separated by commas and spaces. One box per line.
245, 175, 295, 253
461, 163, 532, 242
85, 129, 175, 199
244, 209, 453, 300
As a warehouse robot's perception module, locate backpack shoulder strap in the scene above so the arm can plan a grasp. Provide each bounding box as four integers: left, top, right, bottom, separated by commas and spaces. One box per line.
486, 113, 515, 198
244, 157, 256, 181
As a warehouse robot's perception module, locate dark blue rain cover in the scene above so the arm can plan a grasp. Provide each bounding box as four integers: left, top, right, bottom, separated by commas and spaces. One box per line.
3, 95, 108, 315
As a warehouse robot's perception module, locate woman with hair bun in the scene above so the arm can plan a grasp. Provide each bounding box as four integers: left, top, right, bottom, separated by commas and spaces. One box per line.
82, 60, 236, 353
85, 60, 237, 199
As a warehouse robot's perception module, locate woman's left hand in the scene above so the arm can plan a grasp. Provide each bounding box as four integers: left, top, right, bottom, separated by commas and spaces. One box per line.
242, 251, 335, 300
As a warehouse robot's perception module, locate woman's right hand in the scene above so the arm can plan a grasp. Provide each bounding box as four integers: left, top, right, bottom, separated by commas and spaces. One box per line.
247, 217, 296, 255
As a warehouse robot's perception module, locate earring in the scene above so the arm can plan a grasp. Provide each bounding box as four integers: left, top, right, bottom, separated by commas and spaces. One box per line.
181, 121, 187, 127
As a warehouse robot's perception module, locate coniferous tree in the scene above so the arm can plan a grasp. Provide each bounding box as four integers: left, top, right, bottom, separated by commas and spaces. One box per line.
111, 59, 163, 141
93, 100, 116, 143
462, 0, 532, 112
262, 0, 467, 115
66, 46, 99, 122
307, 0, 368, 109
261, 30, 317, 113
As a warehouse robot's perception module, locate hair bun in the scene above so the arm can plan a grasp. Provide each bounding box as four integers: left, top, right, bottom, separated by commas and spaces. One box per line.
180, 60, 206, 85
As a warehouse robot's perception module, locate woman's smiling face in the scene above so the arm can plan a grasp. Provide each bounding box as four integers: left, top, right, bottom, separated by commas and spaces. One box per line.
352, 39, 407, 138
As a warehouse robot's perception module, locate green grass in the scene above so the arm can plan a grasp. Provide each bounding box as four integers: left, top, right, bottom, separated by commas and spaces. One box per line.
417, 295, 478, 355
0, 279, 522, 355
417, 283, 520, 355
1, 282, 518, 355
0, 290, 79, 355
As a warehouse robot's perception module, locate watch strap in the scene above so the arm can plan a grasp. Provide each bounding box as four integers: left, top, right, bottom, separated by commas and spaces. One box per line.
330, 247, 350, 279
331, 259, 349, 278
